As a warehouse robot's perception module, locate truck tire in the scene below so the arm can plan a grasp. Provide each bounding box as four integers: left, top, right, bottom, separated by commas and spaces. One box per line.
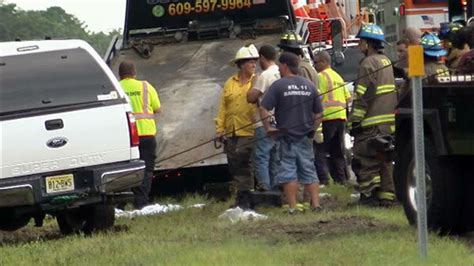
0, 212, 30, 231
57, 204, 115, 234
56, 208, 87, 234
83, 204, 115, 234
395, 139, 463, 234
427, 154, 463, 234
395, 139, 432, 225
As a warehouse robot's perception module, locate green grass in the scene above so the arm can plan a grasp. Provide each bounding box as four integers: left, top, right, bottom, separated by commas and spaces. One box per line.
0, 188, 472, 266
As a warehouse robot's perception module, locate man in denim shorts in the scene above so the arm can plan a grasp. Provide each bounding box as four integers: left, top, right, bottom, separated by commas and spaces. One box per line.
260, 52, 323, 213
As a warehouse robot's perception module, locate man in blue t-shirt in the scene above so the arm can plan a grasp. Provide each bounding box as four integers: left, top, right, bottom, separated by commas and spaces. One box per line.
260, 52, 323, 214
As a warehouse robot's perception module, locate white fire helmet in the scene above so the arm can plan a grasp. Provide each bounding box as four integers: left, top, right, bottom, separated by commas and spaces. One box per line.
230, 44, 259, 65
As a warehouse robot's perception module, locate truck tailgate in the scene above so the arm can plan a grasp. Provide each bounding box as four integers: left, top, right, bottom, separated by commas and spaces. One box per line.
1, 104, 132, 179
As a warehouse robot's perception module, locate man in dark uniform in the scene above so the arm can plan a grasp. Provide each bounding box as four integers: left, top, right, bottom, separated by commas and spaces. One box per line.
260, 52, 324, 214
348, 24, 398, 207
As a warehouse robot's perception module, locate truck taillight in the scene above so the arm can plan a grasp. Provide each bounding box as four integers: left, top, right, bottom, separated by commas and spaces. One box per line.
127, 112, 140, 147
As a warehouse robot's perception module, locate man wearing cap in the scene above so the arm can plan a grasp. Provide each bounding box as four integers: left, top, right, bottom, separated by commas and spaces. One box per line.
278, 30, 322, 201
260, 52, 323, 214
215, 44, 259, 194
348, 24, 398, 207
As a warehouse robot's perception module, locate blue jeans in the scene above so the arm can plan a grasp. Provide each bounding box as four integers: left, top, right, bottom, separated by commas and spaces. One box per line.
277, 136, 319, 185
254, 127, 278, 190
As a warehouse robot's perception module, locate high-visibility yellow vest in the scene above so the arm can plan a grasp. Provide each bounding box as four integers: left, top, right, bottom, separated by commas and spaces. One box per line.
120, 78, 161, 137
318, 68, 351, 121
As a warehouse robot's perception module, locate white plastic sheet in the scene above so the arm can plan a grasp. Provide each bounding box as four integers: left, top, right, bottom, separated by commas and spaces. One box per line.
115, 203, 205, 219
218, 207, 268, 224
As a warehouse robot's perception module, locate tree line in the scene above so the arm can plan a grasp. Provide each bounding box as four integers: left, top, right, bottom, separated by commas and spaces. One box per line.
0, 2, 120, 56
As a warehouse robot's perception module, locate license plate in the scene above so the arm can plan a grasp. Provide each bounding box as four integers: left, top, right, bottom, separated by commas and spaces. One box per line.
46, 174, 75, 194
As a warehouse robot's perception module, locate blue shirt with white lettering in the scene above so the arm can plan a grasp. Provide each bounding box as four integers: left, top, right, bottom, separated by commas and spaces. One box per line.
261, 76, 322, 139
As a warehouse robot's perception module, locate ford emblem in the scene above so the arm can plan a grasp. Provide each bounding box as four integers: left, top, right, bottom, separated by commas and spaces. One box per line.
46, 137, 68, 148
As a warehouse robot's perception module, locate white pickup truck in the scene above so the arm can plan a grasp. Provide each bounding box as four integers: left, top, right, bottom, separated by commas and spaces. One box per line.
0, 40, 145, 234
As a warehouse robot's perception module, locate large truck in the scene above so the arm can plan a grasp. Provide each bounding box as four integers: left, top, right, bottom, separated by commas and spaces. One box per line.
394, 75, 474, 234
358, 0, 471, 59
105, 0, 296, 193
370, 0, 474, 234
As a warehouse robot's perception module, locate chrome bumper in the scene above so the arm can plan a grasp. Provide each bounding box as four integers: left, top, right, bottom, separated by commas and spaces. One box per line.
99, 163, 145, 193
0, 184, 35, 208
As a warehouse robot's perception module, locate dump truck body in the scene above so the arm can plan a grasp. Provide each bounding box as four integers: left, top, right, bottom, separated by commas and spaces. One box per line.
107, 0, 294, 171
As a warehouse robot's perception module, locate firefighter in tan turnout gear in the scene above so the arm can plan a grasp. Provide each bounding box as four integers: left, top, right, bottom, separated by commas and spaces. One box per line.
420, 32, 449, 82
348, 24, 397, 206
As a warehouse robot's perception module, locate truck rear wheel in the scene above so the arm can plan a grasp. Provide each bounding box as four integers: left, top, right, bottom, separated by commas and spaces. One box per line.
83, 204, 115, 234
395, 139, 432, 225
0, 210, 30, 231
57, 204, 115, 234
56, 208, 87, 234
396, 139, 463, 234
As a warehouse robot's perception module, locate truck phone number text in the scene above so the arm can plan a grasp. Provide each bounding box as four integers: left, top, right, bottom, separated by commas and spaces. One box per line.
168, 0, 253, 16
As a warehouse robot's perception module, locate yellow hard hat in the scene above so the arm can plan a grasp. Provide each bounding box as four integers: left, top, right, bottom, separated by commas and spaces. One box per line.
230, 44, 259, 65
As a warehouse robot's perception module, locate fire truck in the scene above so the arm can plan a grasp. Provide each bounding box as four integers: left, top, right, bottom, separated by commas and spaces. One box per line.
362, 0, 470, 42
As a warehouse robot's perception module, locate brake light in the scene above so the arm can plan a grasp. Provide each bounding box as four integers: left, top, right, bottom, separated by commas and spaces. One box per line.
127, 112, 140, 147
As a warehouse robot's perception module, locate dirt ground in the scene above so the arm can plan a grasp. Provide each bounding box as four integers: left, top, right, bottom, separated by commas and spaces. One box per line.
244, 215, 393, 241
1, 196, 472, 251
0, 223, 129, 247
0, 224, 62, 246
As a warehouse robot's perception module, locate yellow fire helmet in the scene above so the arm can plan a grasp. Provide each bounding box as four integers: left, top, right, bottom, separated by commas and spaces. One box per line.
230, 44, 259, 66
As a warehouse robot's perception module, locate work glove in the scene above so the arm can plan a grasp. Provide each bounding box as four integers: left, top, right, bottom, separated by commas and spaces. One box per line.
348, 122, 362, 136
314, 127, 324, 144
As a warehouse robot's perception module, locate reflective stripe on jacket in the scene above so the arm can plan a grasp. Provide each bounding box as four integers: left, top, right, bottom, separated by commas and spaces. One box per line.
318, 68, 351, 121
120, 78, 161, 136
349, 53, 397, 131
424, 61, 449, 83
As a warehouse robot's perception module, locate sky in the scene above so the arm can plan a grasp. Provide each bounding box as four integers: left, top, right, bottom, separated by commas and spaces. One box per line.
5, 0, 127, 33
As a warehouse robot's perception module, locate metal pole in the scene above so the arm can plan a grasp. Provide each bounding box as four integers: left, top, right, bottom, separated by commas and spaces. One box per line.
411, 76, 428, 258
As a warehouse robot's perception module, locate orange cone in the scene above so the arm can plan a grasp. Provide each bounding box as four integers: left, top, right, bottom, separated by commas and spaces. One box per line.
292, 0, 310, 18
307, 0, 320, 18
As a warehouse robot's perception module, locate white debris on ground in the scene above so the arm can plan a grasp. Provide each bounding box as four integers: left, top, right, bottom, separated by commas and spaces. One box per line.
351, 193, 360, 199
115, 203, 206, 219
218, 207, 268, 224
320, 192, 331, 198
